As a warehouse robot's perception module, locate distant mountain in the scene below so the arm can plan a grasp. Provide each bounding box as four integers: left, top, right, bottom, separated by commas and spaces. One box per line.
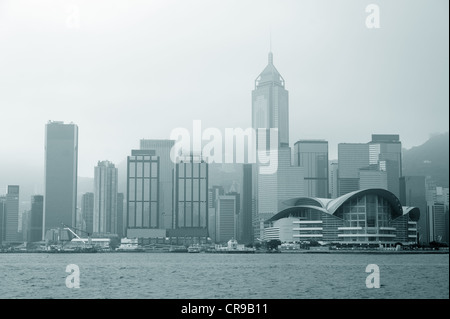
402, 132, 449, 187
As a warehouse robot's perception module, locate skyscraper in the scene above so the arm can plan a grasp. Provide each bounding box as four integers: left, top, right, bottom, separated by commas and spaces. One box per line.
252, 52, 289, 148
117, 193, 124, 238
81, 192, 94, 235
0, 195, 6, 245
140, 139, 175, 229
239, 164, 253, 244
216, 195, 237, 243
294, 140, 329, 198
251, 52, 304, 242
169, 153, 209, 244
94, 160, 118, 234
43, 121, 78, 239
369, 134, 402, 198
29, 195, 44, 243
337, 143, 370, 196
126, 150, 163, 239
329, 161, 339, 199
5, 185, 20, 243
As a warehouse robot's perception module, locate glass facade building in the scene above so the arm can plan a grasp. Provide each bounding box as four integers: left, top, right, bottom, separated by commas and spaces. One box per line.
264, 189, 419, 245
43, 121, 78, 239
94, 160, 118, 234
294, 140, 329, 198
126, 150, 160, 232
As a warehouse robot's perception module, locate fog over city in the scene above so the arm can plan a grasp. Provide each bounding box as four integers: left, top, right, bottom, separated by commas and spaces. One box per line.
0, 0, 448, 183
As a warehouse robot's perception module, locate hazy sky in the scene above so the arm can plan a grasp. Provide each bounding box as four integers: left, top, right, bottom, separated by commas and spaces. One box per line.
0, 0, 448, 179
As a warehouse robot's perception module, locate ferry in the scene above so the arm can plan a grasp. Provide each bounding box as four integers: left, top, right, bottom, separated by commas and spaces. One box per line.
116, 238, 145, 252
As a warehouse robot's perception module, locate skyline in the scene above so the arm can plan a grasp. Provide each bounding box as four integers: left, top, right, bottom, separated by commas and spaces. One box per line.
0, 0, 448, 180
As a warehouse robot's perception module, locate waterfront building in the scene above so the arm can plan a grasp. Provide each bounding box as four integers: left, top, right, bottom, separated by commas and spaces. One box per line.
140, 139, 175, 229
43, 121, 78, 238
169, 153, 209, 245
94, 161, 118, 234
81, 192, 94, 235
5, 185, 20, 243
126, 150, 163, 239
29, 195, 44, 243
263, 188, 419, 246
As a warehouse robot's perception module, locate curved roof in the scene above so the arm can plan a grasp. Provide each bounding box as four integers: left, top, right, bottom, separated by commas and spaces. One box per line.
266, 205, 329, 222
269, 188, 408, 222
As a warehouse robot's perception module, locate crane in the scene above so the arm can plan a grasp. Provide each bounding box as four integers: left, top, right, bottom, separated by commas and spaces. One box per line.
61, 223, 93, 247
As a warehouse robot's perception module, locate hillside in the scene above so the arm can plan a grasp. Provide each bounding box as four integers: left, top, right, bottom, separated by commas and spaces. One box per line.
402, 132, 449, 187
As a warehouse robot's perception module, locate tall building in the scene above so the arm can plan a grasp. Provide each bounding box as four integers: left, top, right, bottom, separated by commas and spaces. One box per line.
81, 192, 94, 235
252, 52, 289, 148
400, 176, 428, 244
169, 153, 209, 244
21, 210, 31, 242
337, 143, 370, 196
117, 193, 124, 238
359, 168, 388, 190
126, 150, 163, 239
140, 139, 175, 229
5, 185, 20, 243
94, 160, 118, 234
43, 121, 78, 239
329, 161, 339, 199
216, 195, 237, 243
251, 53, 304, 242
369, 134, 402, 198
427, 202, 446, 243
294, 140, 329, 198
239, 164, 253, 243
29, 195, 44, 243
0, 195, 6, 245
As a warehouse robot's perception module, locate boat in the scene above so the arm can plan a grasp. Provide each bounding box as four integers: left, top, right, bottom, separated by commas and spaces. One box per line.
187, 244, 202, 253
116, 238, 145, 252
169, 245, 188, 253
208, 238, 256, 254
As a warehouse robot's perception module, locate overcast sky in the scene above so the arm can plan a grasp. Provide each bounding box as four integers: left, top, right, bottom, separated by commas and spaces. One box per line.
0, 0, 448, 180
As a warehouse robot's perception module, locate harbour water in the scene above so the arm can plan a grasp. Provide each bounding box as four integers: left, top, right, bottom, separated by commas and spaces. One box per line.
0, 252, 448, 299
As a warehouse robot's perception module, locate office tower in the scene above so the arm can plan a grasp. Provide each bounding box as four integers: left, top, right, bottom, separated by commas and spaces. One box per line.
81, 192, 94, 235
329, 161, 339, 199
127, 150, 163, 238
251, 52, 304, 242
400, 176, 428, 244
294, 140, 329, 198
216, 195, 237, 243
239, 164, 253, 243
427, 202, 446, 243
29, 195, 44, 243
5, 185, 20, 243
337, 143, 370, 196
369, 134, 402, 198
207, 185, 224, 242
252, 52, 289, 148
94, 160, 118, 234
0, 195, 5, 245
140, 139, 175, 229
359, 168, 388, 190
43, 121, 78, 238
117, 193, 124, 238
169, 153, 208, 244
21, 210, 31, 242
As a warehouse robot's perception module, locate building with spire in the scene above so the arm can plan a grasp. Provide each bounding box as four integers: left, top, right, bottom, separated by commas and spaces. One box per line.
251, 52, 304, 242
